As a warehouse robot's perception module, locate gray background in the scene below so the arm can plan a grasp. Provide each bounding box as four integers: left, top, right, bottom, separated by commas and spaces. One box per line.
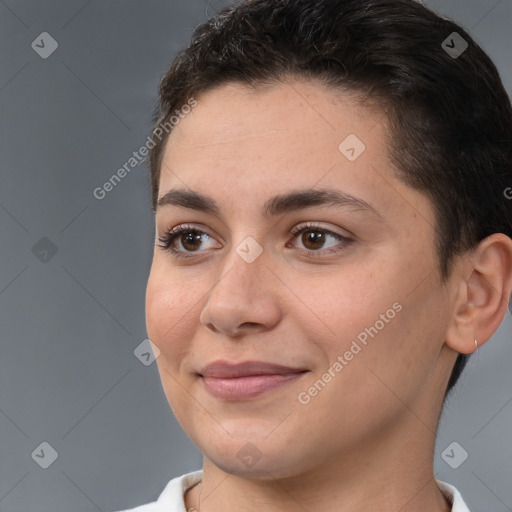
0, 0, 511, 510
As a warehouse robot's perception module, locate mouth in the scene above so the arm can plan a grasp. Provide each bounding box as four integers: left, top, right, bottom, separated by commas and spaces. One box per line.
198, 360, 309, 400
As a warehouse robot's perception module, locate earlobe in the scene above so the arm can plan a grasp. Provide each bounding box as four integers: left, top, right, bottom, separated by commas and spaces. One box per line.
445, 233, 512, 354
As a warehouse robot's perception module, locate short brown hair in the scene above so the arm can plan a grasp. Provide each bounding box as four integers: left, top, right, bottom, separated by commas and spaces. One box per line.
148, 0, 512, 397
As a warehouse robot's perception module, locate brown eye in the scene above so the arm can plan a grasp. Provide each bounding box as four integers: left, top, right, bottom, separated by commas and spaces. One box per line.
157, 224, 218, 258
179, 230, 204, 251
288, 222, 353, 256
300, 230, 328, 250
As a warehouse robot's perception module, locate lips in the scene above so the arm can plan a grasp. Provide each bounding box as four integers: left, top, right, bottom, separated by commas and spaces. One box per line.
198, 360, 308, 400
199, 360, 308, 378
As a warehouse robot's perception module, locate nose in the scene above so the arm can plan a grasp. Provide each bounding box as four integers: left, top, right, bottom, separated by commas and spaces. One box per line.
199, 244, 282, 337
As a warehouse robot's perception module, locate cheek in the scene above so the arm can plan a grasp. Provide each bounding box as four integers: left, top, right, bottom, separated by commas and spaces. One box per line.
145, 263, 199, 361
289, 266, 395, 346
145, 274, 172, 347
293, 263, 421, 391
145, 265, 200, 423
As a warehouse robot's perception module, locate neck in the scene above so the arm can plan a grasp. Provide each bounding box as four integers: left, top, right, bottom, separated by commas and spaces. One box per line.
185, 418, 452, 512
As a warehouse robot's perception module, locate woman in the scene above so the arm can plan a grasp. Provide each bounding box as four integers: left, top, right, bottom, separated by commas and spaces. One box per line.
116, 0, 512, 510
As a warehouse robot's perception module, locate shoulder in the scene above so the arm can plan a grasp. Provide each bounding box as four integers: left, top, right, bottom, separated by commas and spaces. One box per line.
113, 473, 469, 511
436, 478, 471, 512
112, 469, 203, 512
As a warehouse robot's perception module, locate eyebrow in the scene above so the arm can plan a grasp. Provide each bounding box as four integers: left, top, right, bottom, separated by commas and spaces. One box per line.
156, 187, 385, 221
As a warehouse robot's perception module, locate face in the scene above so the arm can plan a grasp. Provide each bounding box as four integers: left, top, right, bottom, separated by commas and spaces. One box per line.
145, 79, 457, 479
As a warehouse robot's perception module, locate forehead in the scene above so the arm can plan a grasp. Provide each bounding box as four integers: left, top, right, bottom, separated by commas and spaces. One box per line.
158, 79, 435, 232
161, 80, 386, 184
165, 79, 382, 154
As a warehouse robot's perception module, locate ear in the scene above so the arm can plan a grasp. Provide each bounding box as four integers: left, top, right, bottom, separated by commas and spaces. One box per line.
446, 233, 512, 354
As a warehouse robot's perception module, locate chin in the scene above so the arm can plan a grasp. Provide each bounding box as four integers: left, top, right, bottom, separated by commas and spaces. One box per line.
199, 431, 314, 481
206, 451, 298, 480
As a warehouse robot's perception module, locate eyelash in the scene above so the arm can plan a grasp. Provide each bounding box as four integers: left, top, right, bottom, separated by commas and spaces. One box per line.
156, 222, 353, 260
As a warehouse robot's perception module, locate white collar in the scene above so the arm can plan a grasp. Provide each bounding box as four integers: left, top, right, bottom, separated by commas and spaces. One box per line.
116, 470, 471, 511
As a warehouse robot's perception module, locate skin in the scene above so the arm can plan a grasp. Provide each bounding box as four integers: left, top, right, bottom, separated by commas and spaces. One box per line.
145, 78, 512, 512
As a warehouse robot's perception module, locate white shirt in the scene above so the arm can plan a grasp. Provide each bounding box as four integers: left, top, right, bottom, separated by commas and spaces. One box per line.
113, 470, 471, 512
